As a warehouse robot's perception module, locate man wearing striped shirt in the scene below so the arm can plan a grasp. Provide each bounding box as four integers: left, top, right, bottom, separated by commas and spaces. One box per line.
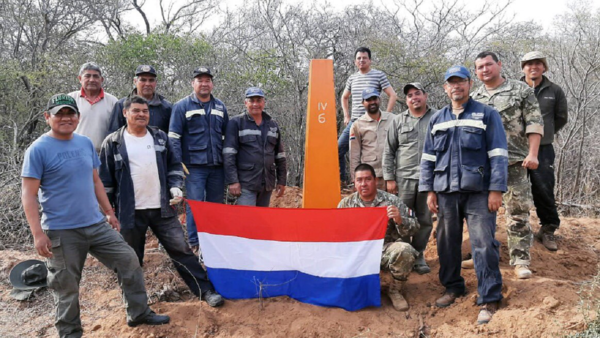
339, 47, 398, 184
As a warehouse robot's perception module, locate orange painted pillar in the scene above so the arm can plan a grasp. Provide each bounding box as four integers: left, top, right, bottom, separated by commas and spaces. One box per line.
302, 59, 341, 208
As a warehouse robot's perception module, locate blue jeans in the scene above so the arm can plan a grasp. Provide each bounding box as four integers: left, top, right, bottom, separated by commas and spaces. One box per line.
436, 192, 503, 304
237, 188, 273, 207
337, 120, 354, 182
185, 165, 224, 246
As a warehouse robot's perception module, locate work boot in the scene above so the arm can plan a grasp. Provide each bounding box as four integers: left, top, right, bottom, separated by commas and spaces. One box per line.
435, 291, 463, 308
515, 264, 532, 279
413, 253, 431, 275
202, 290, 224, 307
388, 280, 409, 311
461, 258, 474, 269
477, 302, 499, 325
127, 311, 170, 327
535, 227, 558, 251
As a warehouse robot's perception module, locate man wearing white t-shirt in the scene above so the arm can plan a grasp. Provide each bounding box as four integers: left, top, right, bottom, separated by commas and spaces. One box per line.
69, 62, 118, 152
99, 95, 224, 307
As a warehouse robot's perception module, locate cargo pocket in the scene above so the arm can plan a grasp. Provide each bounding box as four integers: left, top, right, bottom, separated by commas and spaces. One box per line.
460, 166, 484, 191
45, 236, 66, 288
460, 127, 483, 150
189, 144, 208, 165
433, 164, 448, 191
433, 131, 449, 152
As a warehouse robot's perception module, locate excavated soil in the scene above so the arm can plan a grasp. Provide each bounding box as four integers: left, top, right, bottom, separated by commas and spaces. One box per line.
1, 186, 599, 337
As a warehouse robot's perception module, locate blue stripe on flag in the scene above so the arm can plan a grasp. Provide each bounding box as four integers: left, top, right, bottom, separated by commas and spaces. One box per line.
207, 268, 381, 311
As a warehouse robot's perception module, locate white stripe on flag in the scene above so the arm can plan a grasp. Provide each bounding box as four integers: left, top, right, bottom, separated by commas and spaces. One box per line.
198, 233, 383, 278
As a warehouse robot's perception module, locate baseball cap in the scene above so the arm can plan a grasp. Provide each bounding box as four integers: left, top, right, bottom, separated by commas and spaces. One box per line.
47, 94, 79, 115
193, 67, 213, 78
403, 82, 426, 95
444, 65, 471, 81
362, 88, 380, 100
135, 65, 157, 76
245, 87, 265, 98
520, 51, 549, 71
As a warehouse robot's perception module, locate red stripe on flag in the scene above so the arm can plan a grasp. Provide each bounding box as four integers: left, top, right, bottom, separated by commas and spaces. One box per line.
188, 200, 388, 242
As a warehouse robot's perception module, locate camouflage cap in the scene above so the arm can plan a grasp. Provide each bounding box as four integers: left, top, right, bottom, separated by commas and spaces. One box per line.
521, 51, 549, 72
403, 82, 426, 95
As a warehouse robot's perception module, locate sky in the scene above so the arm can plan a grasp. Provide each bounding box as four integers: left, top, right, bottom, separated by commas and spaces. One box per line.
129, 0, 595, 32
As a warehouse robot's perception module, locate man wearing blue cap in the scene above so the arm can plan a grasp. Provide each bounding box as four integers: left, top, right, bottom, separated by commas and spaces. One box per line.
349, 88, 394, 189
169, 67, 229, 251
419, 66, 508, 324
108, 65, 172, 134
223, 87, 287, 207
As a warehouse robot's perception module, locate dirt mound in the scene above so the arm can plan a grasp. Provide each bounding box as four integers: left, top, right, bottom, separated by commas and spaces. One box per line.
1, 188, 598, 337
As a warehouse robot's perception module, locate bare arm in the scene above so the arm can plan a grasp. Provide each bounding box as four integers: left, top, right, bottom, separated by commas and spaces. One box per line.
382, 86, 398, 113
341, 89, 351, 125
93, 169, 120, 231
522, 133, 541, 170
22, 178, 52, 257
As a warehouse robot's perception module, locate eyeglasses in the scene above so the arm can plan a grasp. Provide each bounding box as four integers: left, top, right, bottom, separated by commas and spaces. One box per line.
445, 78, 469, 87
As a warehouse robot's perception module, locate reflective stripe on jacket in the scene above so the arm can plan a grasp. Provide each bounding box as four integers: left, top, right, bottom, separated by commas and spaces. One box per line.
223, 112, 287, 192
419, 98, 508, 193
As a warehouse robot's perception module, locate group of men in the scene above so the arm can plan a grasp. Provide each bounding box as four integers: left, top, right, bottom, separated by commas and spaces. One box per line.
339, 47, 567, 324
20, 44, 567, 335
21, 63, 287, 337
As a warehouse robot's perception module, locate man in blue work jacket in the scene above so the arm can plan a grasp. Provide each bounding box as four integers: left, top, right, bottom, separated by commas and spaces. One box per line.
419, 65, 508, 325
168, 67, 229, 252
223, 87, 286, 206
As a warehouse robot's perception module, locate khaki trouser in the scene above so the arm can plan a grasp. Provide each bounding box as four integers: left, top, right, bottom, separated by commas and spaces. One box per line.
45, 221, 150, 338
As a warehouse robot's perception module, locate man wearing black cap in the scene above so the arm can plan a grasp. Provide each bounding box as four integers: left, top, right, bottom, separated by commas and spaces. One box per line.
169, 67, 229, 251
108, 65, 173, 134
21, 94, 169, 337
223, 87, 286, 207
383, 82, 435, 274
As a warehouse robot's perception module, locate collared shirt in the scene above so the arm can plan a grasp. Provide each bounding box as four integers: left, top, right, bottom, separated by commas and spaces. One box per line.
80, 87, 105, 105
472, 78, 544, 164
349, 111, 394, 180
382, 107, 435, 185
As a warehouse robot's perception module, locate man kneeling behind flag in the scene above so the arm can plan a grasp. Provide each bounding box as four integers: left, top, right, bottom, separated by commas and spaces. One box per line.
188, 163, 419, 311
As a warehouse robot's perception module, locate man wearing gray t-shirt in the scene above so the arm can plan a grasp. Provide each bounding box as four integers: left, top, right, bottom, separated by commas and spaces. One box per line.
339, 47, 397, 184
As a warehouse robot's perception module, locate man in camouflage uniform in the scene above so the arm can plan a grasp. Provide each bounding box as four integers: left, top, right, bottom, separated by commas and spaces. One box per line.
472, 51, 544, 279
338, 163, 419, 312
383, 82, 436, 274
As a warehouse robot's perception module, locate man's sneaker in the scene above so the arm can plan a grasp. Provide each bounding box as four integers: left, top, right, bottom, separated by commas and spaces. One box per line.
413, 253, 431, 275
477, 302, 499, 325
535, 229, 558, 251
202, 290, 224, 307
127, 311, 170, 327
515, 264, 532, 279
435, 291, 464, 308
461, 258, 474, 269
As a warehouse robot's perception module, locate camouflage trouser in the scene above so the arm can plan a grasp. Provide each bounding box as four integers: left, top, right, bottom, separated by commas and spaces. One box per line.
504, 164, 533, 265
381, 241, 418, 281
